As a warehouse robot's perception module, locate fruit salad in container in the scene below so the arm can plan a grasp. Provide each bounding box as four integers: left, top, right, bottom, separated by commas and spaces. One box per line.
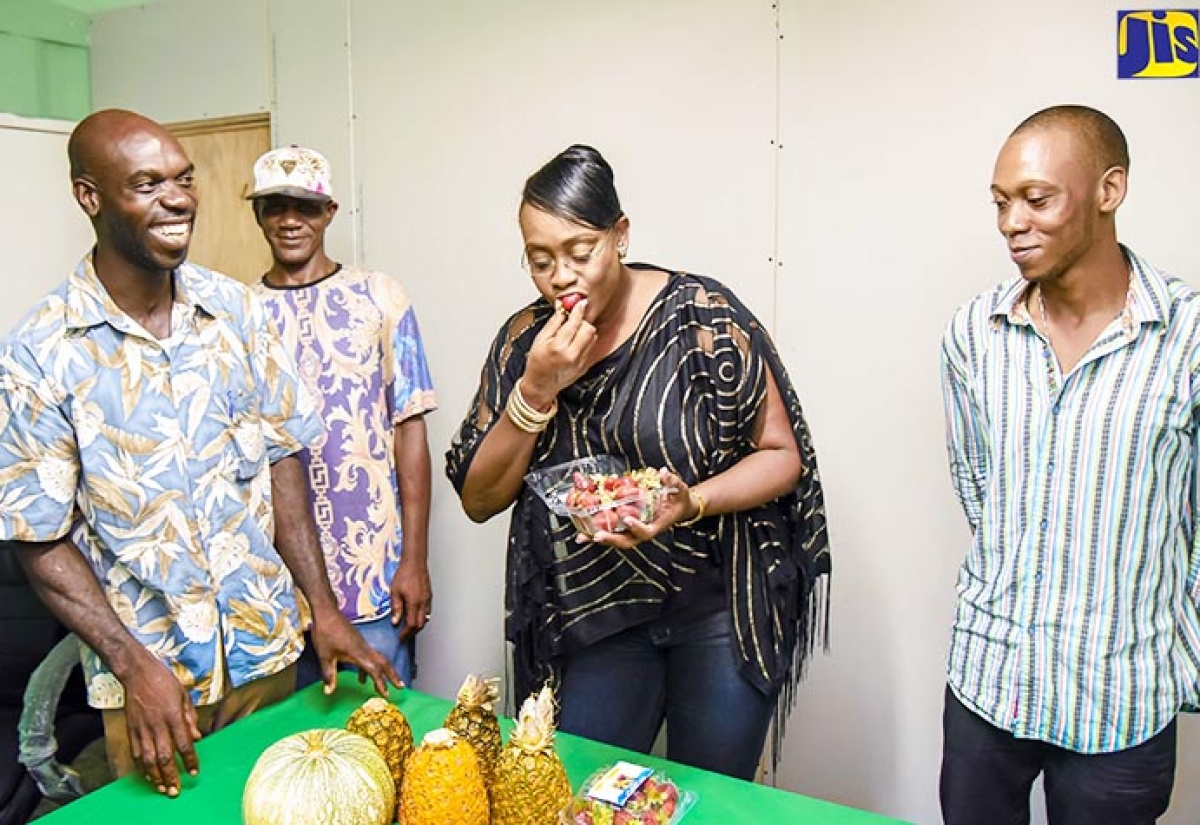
563, 467, 669, 536
525, 456, 672, 536
560, 761, 696, 825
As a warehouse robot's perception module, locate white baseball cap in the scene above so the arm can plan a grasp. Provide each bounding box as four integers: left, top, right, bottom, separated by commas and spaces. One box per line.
247, 145, 333, 201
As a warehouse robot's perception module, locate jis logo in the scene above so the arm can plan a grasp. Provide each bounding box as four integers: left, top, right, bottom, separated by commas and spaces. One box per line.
1117, 10, 1199, 77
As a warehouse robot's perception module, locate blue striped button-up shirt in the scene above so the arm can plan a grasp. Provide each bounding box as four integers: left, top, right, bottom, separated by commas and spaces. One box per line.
941, 246, 1200, 753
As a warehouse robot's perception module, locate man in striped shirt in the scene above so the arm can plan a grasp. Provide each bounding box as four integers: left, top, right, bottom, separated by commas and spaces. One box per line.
940, 105, 1198, 824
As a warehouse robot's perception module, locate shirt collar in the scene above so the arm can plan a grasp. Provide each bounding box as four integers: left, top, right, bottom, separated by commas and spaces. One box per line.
989, 277, 1034, 326
64, 253, 222, 331
986, 244, 1169, 331
1123, 245, 1170, 327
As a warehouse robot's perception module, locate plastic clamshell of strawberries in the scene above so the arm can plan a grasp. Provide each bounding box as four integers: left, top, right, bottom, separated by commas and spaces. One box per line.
560, 768, 697, 825
565, 487, 666, 536
524, 455, 629, 517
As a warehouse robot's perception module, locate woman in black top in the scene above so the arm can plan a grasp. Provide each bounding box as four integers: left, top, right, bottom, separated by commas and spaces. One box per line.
446, 144, 830, 779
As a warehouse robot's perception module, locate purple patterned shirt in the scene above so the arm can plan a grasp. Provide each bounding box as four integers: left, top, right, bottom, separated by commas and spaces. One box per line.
255, 267, 436, 621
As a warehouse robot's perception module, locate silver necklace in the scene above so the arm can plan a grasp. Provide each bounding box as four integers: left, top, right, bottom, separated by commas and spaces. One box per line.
1034, 285, 1059, 390
1036, 284, 1052, 348
1034, 280, 1136, 357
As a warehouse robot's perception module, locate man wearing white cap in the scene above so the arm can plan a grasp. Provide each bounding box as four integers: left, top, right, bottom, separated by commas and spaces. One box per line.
248, 145, 437, 688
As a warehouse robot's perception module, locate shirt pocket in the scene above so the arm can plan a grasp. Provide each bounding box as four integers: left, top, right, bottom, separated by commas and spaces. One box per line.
226, 388, 267, 481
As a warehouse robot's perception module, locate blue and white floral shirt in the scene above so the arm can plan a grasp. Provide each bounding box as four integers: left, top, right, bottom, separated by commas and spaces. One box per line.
0, 255, 323, 709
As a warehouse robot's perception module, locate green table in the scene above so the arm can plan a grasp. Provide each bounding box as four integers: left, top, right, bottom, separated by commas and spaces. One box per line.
41, 672, 909, 824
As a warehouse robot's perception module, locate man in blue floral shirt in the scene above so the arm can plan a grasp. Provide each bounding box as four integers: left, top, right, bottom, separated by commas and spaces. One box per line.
0, 110, 400, 797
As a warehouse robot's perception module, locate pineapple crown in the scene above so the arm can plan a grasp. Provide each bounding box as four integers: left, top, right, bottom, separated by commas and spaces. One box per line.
348, 696, 409, 729
421, 727, 460, 750
510, 685, 558, 754
455, 674, 501, 712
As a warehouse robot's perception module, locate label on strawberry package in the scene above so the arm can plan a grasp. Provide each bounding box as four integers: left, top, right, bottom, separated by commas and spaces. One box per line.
585, 761, 654, 806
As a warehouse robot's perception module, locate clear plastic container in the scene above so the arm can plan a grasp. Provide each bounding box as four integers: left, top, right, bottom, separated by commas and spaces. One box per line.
526, 458, 671, 536
525, 455, 629, 517
565, 486, 667, 536
560, 762, 697, 824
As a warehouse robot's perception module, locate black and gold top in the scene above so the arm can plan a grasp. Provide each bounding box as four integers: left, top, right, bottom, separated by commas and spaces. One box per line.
446, 266, 830, 710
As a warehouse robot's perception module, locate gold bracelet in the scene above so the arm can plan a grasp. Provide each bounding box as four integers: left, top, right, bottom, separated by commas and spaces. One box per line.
511, 379, 557, 422
505, 379, 558, 434
505, 395, 546, 433
677, 488, 707, 527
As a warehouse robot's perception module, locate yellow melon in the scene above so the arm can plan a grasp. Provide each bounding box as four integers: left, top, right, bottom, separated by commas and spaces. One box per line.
243, 727, 394, 825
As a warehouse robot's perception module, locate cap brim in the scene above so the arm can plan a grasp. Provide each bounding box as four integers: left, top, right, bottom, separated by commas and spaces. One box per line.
246, 186, 333, 202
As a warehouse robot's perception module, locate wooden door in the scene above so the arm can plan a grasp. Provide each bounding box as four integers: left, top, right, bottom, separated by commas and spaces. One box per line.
168, 113, 272, 286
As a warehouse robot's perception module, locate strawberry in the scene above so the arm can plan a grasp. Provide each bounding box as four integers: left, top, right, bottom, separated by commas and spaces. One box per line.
615, 503, 642, 522
592, 509, 620, 533
661, 785, 679, 808
633, 776, 679, 822
613, 481, 641, 500
567, 490, 601, 510
573, 470, 597, 491
559, 293, 583, 312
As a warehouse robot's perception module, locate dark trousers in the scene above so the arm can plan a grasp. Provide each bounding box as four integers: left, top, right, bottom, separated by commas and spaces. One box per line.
557, 610, 777, 781
940, 686, 1176, 825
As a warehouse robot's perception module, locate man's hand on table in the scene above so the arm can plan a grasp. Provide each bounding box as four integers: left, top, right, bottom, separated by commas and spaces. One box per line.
120, 653, 201, 797
310, 606, 404, 696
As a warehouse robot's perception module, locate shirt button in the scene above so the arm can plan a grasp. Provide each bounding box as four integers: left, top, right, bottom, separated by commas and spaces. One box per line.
1040, 519, 1048, 530
1047, 460, 1055, 472
1035, 572, 1044, 583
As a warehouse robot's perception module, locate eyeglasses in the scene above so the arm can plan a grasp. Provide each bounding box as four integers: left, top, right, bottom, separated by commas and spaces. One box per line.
521, 230, 611, 279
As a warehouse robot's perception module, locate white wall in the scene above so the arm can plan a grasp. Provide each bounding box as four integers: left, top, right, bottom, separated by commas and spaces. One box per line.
774, 2, 1200, 823
89, 2, 1200, 823
267, 0, 358, 265
0, 114, 92, 332
89, 0, 270, 125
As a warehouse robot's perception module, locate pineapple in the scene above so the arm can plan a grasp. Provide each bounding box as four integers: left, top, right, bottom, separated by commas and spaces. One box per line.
345, 697, 413, 808
399, 728, 489, 825
491, 685, 572, 825
444, 674, 503, 787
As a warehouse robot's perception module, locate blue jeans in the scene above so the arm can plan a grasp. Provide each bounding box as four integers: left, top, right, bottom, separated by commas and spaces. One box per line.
557, 610, 777, 781
295, 614, 416, 689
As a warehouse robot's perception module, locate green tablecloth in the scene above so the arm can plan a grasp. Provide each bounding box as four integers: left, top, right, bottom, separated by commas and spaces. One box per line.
41, 672, 909, 824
